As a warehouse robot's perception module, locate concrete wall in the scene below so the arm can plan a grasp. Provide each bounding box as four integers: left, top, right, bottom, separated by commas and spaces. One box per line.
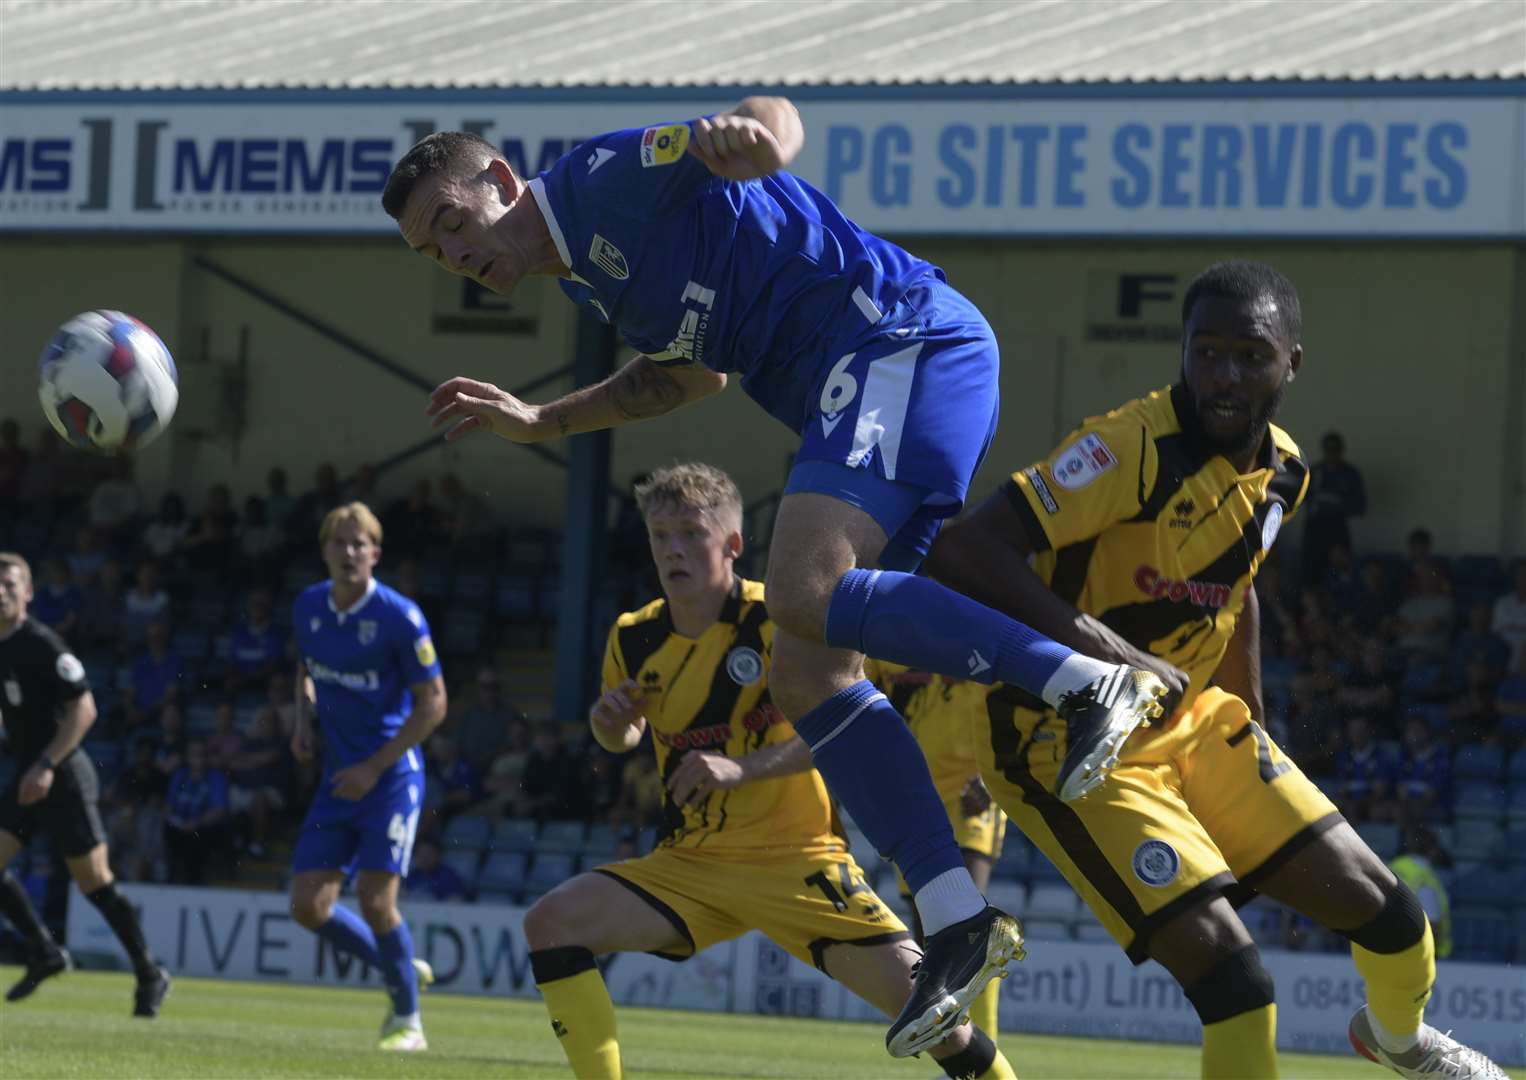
1, 236, 1520, 558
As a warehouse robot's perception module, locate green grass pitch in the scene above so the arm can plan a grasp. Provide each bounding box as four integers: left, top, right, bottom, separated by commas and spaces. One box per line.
1, 967, 1518, 1079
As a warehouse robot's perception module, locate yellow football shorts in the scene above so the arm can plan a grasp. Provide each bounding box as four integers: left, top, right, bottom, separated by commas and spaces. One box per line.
979, 686, 1341, 962
595, 844, 909, 971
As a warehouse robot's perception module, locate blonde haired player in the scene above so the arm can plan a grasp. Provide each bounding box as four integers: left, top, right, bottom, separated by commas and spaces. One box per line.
522, 463, 1017, 1080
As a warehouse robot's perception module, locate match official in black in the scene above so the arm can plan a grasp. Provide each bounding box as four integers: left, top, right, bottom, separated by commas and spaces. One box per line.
0, 552, 170, 1015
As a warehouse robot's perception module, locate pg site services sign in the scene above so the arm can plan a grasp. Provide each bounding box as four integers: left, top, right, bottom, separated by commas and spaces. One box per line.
70, 884, 1525, 1065
2, 91, 1523, 236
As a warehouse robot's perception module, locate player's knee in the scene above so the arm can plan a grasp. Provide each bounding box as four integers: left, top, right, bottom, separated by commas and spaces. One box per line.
357, 890, 398, 931
1343, 879, 1427, 954
1183, 944, 1276, 1025
289, 890, 332, 929
761, 568, 830, 642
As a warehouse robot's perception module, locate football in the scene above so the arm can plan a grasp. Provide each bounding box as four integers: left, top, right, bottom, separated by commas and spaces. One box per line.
37, 310, 179, 454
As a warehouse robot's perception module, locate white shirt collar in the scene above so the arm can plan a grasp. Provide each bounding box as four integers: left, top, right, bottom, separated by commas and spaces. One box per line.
327, 578, 377, 621
527, 176, 573, 269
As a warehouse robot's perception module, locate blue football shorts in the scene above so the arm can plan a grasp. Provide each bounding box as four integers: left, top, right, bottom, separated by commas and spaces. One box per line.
291, 767, 422, 878
785, 278, 1000, 572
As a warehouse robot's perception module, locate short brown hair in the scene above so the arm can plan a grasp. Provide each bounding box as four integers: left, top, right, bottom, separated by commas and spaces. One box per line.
634, 463, 743, 533
0, 552, 32, 590
319, 502, 384, 548
381, 131, 503, 220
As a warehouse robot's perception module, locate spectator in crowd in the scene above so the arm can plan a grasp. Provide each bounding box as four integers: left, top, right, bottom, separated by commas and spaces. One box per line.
452, 667, 517, 773
1254, 560, 1296, 657
1301, 431, 1367, 585
289, 462, 341, 538
206, 702, 244, 771
1333, 714, 1396, 823
567, 749, 623, 823
122, 559, 171, 645
1393, 560, 1455, 661
264, 466, 295, 528
259, 670, 299, 740
106, 739, 169, 883
77, 557, 127, 650
1345, 557, 1397, 638
163, 739, 230, 885
1492, 559, 1526, 674
152, 703, 188, 776
87, 455, 141, 547
513, 722, 574, 821
383, 477, 440, 560
183, 491, 239, 575
1447, 656, 1501, 744
345, 462, 378, 505
1291, 586, 1334, 658
1336, 640, 1397, 735
437, 472, 495, 548
1394, 715, 1451, 826
126, 620, 185, 729
113, 737, 168, 808
141, 493, 191, 561
1451, 602, 1510, 681
1322, 544, 1361, 611
239, 496, 285, 575
1495, 671, 1526, 740
402, 842, 465, 902
611, 754, 664, 831
469, 719, 532, 821
426, 736, 479, 823
225, 587, 286, 695
29, 557, 82, 637
67, 525, 108, 584
226, 709, 288, 859
1389, 826, 1452, 960
20, 428, 71, 515
1290, 644, 1340, 714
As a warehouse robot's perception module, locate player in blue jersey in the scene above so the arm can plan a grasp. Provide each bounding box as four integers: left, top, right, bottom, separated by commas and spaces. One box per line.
287, 503, 448, 1052
382, 99, 1173, 1055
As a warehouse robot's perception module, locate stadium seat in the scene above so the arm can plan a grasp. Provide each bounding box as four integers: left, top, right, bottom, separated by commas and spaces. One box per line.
1240, 898, 1285, 941
1454, 743, 1505, 782
1451, 911, 1514, 963
1509, 748, 1526, 783
442, 612, 486, 657
524, 852, 577, 897
583, 823, 620, 859
1356, 822, 1401, 860
992, 839, 1030, 881
441, 849, 481, 890
1453, 783, 1506, 825
1026, 851, 1068, 885
1452, 822, 1505, 863
536, 820, 586, 855
1456, 867, 1514, 907
1453, 555, 1504, 593
1026, 883, 1081, 922
1510, 786, 1526, 827
536, 576, 562, 622
983, 879, 1027, 917
1022, 919, 1073, 942
637, 826, 659, 854
1074, 921, 1115, 943
185, 702, 220, 735
477, 851, 529, 895
450, 568, 493, 608
491, 817, 539, 854
495, 576, 537, 622
441, 815, 492, 852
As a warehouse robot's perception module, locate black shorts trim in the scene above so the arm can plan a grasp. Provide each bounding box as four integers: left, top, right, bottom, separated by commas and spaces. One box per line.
1221, 811, 1346, 910
808, 929, 914, 974
1124, 870, 1237, 965
591, 867, 697, 963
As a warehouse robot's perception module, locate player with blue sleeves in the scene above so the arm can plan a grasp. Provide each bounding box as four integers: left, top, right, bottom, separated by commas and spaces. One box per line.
287, 502, 448, 1053
383, 99, 1173, 1056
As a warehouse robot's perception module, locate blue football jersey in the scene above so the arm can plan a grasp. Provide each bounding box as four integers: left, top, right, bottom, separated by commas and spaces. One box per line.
528, 119, 942, 432
292, 579, 441, 778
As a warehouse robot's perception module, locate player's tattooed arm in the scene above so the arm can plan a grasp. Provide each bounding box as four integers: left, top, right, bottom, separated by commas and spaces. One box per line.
428, 356, 724, 444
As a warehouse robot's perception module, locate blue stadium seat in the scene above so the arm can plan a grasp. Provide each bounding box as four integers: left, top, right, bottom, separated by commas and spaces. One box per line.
1452, 822, 1505, 863
1451, 911, 1513, 963
1453, 783, 1506, 824
984, 879, 1027, 918
1026, 850, 1069, 885
1356, 822, 1401, 860
450, 567, 493, 605
441, 849, 482, 890
1452, 555, 1504, 592
441, 814, 492, 852
637, 826, 659, 854
1506, 786, 1526, 826
1509, 747, 1526, 782
536, 576, 563, 622
477, 851, 528, 895
491, 817, 540, 854
442, 612, 485, 656
524, 852, 577, 897
1025, 883, 1081, 922
495, 576, 536, 622
993, 838, 1031, 882
172, 630, 212, 664
1399, 662, 1446, 700
582, 823, 619, 859
537, 820, 586, 855
1454, 743, 1505, 781
1456, 867, 1514, 907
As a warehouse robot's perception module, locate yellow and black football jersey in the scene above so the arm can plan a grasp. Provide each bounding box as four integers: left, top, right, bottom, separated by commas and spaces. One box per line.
1007, 383, 1309, 712
601, 577, 840, 857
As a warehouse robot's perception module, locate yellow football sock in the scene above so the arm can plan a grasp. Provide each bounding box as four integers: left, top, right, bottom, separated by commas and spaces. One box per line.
532, 949, 621, 1080
1201, 1003, 1278, 1080
970, 978, 1000, 1044
1351, 918, 1435, 1045
980, 1047, 1018, 1079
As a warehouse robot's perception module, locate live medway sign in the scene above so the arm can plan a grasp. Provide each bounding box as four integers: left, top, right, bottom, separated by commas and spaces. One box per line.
2, 91, 1523, 237
69, 884, 1526, 1065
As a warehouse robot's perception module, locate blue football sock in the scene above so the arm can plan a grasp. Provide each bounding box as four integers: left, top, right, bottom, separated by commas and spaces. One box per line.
376, 921, 420, 1018
792, 681, 965, 894
316, 905, 382, 968
826, 568, 1102, 703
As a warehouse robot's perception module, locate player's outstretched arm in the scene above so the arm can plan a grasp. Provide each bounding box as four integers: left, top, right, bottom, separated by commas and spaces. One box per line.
689, 96, 803, 181
18, 691, 97, 806
926, 493, 1188, 700
426, 356, 726, 444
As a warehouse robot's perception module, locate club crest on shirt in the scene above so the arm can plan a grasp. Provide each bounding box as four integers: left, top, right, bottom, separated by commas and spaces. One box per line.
725, 646, 764, 686
415, 636, 437, 668
358, 620, 379, 645
589, 235, 629, 280
1132, 839, 1180, 887
1261, 503, 1284, 552
1051, 433, 1118, 491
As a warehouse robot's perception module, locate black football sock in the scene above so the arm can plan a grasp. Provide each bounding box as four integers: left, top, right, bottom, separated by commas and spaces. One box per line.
0, 870, 57, 956
86, 883, 157, 978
